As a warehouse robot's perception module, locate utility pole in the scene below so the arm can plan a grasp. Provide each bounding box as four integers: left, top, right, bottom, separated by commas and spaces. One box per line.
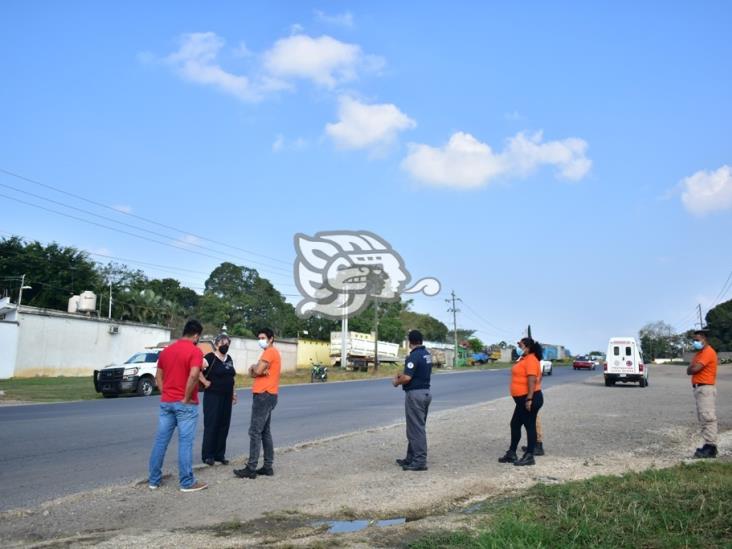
108, 281, 113, 319
446, 290, 461, 368
17, 274, 31, 309
373, 299, 379, 372
697, 304, 704, 329
340, 286, 348, 369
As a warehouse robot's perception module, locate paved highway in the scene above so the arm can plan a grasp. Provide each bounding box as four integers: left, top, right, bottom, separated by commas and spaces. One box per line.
0, 365, 595, 510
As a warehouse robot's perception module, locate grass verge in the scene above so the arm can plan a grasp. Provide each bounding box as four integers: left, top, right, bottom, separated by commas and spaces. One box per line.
0, 362, 515, 402
411, 461, 732, 548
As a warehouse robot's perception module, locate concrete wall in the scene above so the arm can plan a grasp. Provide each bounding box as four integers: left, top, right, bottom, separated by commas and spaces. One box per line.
296, 339, 330, 368
14, 307, 171, 377
224, 336, 297, 374
0, 321, 19, 379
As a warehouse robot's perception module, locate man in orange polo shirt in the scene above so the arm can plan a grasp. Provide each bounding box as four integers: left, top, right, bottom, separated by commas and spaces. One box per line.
234, 328, 281, 479
687, 328, 718, 459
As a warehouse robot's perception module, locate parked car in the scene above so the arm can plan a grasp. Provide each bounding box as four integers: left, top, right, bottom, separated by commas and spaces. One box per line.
541, 359, 553, 376
94, 349, 162, 398
572, 355, 597, 370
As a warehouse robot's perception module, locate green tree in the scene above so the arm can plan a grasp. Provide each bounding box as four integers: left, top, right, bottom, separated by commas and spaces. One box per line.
706, 299, 732, 351
639, 321, 683, 360
0, 236, 101, 310
467, 337, 485, 353
199, 262, 299, 338
400, 310, 449, 342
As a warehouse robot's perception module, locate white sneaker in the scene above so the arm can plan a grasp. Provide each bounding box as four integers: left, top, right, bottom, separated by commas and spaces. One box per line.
180, 481, 208, 493
148, 484, 159, 490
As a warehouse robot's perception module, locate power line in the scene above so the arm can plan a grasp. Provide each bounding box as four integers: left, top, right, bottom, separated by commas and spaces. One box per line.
461, 300, 514, 335
0, 192, 295, 282
0, 167, 291, 266
0, 230, 300, 295
0, 180, 292, 276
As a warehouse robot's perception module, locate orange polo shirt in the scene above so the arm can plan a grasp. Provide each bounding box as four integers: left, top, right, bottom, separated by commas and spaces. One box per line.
510, 354, 542, 397
691, 345, 717, 386
252, 345, 281, 394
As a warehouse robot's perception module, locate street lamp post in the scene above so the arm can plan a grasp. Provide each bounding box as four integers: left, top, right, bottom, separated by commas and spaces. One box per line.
17, 274, 32, 310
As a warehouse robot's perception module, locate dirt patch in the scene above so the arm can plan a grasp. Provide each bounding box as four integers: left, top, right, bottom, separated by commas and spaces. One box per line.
1, 366, 729, 547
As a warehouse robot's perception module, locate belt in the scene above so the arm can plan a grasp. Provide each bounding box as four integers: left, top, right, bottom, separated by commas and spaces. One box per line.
693, 383, 711, 388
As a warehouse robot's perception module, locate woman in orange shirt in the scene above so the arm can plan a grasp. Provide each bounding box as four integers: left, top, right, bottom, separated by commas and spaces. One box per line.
498, 337, 544, 466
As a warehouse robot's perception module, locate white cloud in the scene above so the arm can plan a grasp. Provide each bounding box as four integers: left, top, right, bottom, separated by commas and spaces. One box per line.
315, 10, 354, 28
174, 234, 202, 249
272, 134, 285, 152
262, 34, 381, 88
159, 32, 381, 101
166, 32, 262, 102
112, 204, 132, 214
272, 134, 309, 152
680, 165, 732, 216
401, 131, 592, 189
325, 96, 416, 150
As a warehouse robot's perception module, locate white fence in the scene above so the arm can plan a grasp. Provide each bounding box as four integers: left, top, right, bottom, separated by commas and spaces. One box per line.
9, 307, 171, 378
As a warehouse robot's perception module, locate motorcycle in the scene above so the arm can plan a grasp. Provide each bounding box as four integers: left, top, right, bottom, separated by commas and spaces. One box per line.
310, 360, 328, 383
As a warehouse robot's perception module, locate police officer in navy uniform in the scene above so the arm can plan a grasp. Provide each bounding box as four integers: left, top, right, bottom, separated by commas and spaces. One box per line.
393, 329, 432, 471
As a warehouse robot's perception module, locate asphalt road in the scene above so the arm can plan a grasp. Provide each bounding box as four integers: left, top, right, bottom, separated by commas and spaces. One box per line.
0, 365, 595, 511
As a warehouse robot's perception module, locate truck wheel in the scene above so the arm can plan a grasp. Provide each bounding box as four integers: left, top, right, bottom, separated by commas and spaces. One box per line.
137, 376, 155, 396
639, 377, 647, 388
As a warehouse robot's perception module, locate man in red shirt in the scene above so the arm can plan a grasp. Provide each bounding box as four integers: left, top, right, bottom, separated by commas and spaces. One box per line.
148, 319, 208, 492
234, 328, 281, 479
687, 328, 719, 459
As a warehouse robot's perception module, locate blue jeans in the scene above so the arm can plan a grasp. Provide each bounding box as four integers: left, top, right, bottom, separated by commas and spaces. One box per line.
148, 402, 199, 488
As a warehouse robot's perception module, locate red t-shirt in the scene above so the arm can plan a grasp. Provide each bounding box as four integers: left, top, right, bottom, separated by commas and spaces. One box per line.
158, 339, 204, 405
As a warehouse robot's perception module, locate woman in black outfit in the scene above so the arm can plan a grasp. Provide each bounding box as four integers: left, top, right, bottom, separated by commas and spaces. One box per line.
200, 334, 237, 465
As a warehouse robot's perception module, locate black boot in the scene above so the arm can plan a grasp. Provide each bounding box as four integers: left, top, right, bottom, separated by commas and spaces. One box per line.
498, 450, 517, 463
522, 442, 545, 456
694, 444, 718, 459
514, 452, 535, 466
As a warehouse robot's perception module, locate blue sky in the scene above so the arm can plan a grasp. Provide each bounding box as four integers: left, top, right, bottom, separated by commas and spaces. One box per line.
1, 1, 731, 353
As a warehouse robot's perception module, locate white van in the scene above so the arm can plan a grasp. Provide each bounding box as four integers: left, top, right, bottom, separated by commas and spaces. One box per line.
604, 337, 648, 387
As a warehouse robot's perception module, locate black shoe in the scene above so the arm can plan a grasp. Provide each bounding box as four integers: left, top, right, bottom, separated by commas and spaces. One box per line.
694, 444, 718, 459
203, 458, 215, 466
256, 466, 274, 476
498, 450, 517, 463
514, 452, 535, 466
402, 463, 428, 471
217, 459, 230, 465
234, 467, 257, 479
396, 458, 411, 467
522, 442, 545, 456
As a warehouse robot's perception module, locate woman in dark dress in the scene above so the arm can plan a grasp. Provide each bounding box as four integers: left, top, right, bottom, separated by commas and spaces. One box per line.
200, 334, 237, 465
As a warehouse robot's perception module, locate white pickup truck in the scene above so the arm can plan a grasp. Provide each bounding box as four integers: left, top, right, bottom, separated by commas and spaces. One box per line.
94, 349, 162, 397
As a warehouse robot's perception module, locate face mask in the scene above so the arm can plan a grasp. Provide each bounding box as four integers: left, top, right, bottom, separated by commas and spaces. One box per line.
218, 344, 229, 354
516, 348, 524, 357
692, 341, 704, 351
258, 339, 268, 350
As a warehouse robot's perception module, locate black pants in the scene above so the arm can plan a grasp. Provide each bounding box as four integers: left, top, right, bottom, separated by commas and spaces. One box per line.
201, 391, 233, 461
509, 391, 544, 454
247, 392, 278, 469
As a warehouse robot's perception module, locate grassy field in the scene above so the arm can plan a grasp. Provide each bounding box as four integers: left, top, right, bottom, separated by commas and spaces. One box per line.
0, 362, 515, 402
411, 461, 732, 548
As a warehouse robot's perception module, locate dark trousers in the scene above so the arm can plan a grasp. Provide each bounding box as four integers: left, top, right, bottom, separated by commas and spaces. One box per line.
201, 391, 233, 461
247, 392, 278, 469
405, 389, 432, 466
509, 391, 544, 454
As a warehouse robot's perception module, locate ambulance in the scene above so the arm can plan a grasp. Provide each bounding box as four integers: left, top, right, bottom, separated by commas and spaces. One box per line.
604, 337, 648, 387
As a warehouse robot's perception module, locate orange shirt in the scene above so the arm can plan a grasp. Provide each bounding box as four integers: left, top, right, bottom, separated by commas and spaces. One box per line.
510, 354, 542, 397
691, 345, 717, 386
252, 345, 281, 394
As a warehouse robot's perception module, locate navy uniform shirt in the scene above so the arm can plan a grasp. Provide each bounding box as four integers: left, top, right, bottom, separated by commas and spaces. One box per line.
403, 345, 432, 391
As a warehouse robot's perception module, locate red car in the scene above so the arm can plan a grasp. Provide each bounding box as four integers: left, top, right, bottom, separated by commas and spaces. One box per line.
573, 355, 598, 370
